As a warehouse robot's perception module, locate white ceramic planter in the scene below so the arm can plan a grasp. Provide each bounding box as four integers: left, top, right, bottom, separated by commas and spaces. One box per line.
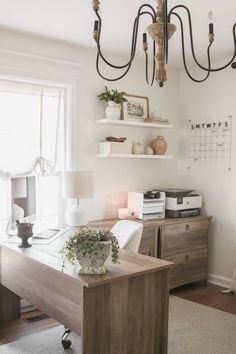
76, 241, 111, 274
105, 101, 121, 119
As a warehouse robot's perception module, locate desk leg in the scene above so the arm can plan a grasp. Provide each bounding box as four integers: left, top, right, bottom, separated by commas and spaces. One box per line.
82, 269, 170, 354
155, 268, 171, 354
0, 284, 20, 326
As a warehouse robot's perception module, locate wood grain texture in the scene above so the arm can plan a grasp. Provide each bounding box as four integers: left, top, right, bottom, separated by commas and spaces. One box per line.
0, 309, 59, 345
160, 219, 210, 288
171, 283, 236, 315
0, 241, 173, 354
0, 246, 83, 334
0, 246, 20, 326
166, 249, 208, 289
82, 270, 171, 354
88, 215, 211, 229
78, 249, 172, 288
0, 284, 20, 326
2, 283, 236, 347
0, 244, 171, 288
88, 216, 211, 290
138, 227, 157, 257
160, 220, 209, 257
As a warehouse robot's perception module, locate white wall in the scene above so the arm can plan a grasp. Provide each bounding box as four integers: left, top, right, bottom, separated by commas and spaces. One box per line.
0, 29, 180, 223
179, 63, 236, 283
70, 47, 181, 223
0, 28, 234, 284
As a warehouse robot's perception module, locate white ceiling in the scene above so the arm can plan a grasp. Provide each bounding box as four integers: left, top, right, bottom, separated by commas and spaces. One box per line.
0, 0, 235, 67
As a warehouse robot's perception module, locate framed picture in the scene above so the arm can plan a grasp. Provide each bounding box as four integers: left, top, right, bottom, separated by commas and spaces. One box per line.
122, 94, 149, 121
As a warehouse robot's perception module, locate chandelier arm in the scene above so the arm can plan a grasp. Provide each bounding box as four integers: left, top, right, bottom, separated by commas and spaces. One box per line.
169, 5, 236, 72
94, 7, 155, 70
95, 10, 135, 69
163, 0, 169, 64
95, 53, 133, 81
173, 12, 212, 83
139, 4, 156, 19
207, 23, 236, 72
144, 40, 156, 86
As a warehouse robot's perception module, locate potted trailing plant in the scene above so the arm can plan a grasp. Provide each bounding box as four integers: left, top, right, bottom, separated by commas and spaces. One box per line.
60, 226, 119, 274
98, 86, 127, 119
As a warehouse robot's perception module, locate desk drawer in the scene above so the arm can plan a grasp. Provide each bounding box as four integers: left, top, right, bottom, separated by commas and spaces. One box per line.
166, 248, 208, 289
160, 220, 208, 257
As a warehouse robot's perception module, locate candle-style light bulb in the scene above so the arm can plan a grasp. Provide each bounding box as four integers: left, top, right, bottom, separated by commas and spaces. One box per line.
208, 11, 214, 43
208, 11, 214, 35
208, 11, 214, 24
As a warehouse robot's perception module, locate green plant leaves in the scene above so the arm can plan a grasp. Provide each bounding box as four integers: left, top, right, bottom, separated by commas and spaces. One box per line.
98, 87, 127, 104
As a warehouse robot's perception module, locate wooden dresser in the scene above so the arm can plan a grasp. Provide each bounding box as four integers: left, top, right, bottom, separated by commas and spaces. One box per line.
88, 216, 211, 289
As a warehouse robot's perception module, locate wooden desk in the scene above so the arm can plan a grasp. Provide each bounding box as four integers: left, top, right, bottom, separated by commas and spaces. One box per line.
0, 240, 173, 354
88, 216, 211, 289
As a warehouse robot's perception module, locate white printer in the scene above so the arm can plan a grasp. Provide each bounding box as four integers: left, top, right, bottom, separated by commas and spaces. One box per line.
128, 191, 165, 220
160, 189, 202, 218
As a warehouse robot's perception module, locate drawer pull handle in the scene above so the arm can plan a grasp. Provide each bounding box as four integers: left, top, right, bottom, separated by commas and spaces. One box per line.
185, 254, 190, 261
185, 224, 190, 231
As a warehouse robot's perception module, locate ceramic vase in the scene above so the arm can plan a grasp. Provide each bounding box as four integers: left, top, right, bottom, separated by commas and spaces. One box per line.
132, 142, 143, 154
105, 101, 121, 119
16, 223, 33, 248
76, 241, 111, 274
150, 136, 167, 155
145, 146, 153, 155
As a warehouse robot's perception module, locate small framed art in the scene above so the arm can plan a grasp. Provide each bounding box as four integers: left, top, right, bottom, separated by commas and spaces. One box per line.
122, 94, 149, 121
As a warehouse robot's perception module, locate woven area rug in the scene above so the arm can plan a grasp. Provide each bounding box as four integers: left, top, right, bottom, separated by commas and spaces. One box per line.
0, 296, 236, 354
168, 296, 236, 354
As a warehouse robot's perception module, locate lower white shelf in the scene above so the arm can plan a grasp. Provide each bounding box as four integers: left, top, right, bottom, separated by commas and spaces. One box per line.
96, 153, 173, 159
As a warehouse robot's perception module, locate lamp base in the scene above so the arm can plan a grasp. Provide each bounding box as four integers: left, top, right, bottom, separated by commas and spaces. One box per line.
66, 204, 83, 227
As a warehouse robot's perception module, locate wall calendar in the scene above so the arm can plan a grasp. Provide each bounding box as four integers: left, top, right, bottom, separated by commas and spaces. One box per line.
187, 116, 232, 170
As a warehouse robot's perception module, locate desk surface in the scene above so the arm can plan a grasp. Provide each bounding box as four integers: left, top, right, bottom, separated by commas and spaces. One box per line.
88, 215, 211, 229
0, 232, 173, 354
0, 233, 172, 288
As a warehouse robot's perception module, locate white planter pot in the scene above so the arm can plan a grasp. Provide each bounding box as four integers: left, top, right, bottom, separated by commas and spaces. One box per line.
76, 241, 111, 274
105, 101, 121, 119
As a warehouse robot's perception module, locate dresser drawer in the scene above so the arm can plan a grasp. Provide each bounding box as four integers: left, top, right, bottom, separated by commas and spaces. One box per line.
139, 227, 157, 258
160, 220, 209, 257
166, 248, 208, 288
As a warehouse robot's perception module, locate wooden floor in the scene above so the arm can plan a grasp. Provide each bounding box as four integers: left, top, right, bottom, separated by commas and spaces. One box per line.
0, 309, 59, 345
171, 282, 236, 315
0, 282, 236, 345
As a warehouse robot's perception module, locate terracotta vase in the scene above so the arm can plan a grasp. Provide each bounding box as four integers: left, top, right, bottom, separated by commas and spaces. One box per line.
150, 136, 167, 155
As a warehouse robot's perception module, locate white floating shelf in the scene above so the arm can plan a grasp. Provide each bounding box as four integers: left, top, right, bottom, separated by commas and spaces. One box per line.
96, 118, 173, 129
96, 153, 173, 159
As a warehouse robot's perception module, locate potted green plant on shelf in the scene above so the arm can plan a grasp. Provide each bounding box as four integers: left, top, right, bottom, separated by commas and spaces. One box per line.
98, 86, 127, 119
60, 226, 119, 274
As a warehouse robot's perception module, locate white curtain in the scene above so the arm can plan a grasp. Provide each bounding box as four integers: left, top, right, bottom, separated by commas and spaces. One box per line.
0, 80, 64, 178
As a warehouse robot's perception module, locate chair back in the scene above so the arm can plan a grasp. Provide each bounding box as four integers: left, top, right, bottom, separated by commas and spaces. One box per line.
111, 220, 143, 253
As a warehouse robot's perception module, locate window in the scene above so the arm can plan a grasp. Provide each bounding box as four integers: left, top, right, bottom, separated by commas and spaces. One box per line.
0, 78, 67, 230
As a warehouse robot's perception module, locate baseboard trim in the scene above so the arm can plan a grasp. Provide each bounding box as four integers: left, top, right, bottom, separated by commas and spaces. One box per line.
208, 273, 232, 289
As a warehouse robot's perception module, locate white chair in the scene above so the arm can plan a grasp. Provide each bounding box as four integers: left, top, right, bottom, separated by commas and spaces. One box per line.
111, 220, 143, 253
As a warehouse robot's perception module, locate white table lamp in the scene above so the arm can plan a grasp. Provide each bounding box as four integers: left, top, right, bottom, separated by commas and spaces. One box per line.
62, 171, 93, 226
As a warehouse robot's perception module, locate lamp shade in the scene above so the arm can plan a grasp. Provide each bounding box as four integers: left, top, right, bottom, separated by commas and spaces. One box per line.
62, 171, 93, 199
